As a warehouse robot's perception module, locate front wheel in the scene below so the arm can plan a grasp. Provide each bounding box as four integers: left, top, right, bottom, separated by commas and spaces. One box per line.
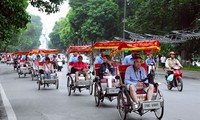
89, 83, 93, 95
154, 90, 164, 119
56, 80, 59, 89
167, 81, 172, 90
38, 81, 41, 90
117, 91, 128, 120
176, 78, 183, 92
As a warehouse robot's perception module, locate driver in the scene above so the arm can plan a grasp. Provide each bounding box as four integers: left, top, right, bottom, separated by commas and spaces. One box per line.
165, 51, 183, 75
122, 50, 139, 65
73, 55, 89, 81
94, 49, 106, 64
124, 56, 154, 106
145, 54, 155, 74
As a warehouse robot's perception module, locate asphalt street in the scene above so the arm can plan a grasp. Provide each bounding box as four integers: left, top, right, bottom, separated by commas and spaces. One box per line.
0, 63, 200, 120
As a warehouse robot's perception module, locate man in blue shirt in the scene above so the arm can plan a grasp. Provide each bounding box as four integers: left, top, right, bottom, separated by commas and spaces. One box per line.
145, 54, 155, 73
124, 56, 154, 104
122, 50, 139, 65
94, 49, 106, 64
68, 52, 78, 62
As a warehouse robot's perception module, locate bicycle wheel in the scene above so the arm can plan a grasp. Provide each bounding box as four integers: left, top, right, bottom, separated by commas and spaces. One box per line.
94, 83, 100, 107
117, 91, 128, 120
67, 76, 73, 96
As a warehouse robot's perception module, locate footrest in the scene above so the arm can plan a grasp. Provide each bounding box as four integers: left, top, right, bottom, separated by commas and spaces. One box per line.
106, 88, 120, 94
76, 80, 92, 86
141, 100, 162, 110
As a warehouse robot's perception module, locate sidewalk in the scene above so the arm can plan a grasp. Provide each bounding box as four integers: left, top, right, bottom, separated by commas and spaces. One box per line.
156, 68, 200, 79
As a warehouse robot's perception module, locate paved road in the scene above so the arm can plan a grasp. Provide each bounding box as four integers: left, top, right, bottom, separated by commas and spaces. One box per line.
0, 63, 200, 120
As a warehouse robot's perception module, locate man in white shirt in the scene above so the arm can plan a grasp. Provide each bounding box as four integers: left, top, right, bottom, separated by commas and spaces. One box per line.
160, 54, 166, 71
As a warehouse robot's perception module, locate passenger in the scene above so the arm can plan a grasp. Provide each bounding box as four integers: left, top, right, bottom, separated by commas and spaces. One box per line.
125, 56, 154, 105
100, 55, 115, 88
73, 55, 88, 81
24, 56, 31, 68
94, 49, 106, 64
122, 50, 139, 65
35, 55, 41, 70
43, 57, 54, 79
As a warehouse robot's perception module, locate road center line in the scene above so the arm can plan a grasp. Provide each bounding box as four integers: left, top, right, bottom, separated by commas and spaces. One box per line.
0, 83, 17, 120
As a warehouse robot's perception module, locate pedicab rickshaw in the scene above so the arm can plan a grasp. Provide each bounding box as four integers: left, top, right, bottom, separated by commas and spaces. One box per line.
6, 52, 14, 65
15, 51, 32, 78
91, 41, 125, 106
110, 40, 164, 120
36, 49, 59, 90
66, 45, 93, 96
29, 49, 46, 81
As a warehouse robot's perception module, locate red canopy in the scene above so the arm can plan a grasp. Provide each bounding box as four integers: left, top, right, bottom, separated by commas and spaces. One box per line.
66, 45, 92, 54
29, 49, 58, 54
91, 41, 124, 49
14, 51, 29, 55
110, 40, 160, 56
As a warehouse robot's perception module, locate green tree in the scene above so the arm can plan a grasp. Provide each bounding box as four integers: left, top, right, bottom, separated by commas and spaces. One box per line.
49, 18, 66, 51
0, 15, 42, 52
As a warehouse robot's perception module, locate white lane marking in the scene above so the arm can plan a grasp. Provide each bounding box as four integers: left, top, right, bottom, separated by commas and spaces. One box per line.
190, 83, 200, 86
0, 84, 17, 120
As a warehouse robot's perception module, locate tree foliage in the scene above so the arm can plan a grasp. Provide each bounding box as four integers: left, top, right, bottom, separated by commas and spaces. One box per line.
0, 0, 66, 52
0, 15, 42, 52
49, 0, 200, 59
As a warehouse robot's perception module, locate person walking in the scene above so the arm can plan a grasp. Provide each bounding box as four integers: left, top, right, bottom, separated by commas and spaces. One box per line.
160, 54, 166, 71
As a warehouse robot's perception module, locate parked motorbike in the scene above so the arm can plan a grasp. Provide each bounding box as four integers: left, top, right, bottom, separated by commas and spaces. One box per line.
165, 65, 183, 92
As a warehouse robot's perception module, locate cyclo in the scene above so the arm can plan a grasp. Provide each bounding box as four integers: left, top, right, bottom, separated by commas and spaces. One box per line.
66, 45, 93, 96
36, 49, 59, 90
15, 51, 32, 78
91, 41, 123, 106
29, 49, 46, 81
110, 40, 164, 120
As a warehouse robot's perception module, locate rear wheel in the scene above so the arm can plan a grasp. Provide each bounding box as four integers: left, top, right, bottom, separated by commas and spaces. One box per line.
67, 76, 73, 96
176, 78, 183, 92
117, 91, 128, 120
94, 83, 100, 107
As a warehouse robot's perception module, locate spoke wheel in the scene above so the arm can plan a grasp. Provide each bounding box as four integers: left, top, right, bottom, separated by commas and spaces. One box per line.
94, 83, 100, 107
154, 90, 164, 120
89, 82, 93, 95
38, 81, 41, 90
56, 80, 59, 89
67, 76, 73, 96
117, 92, 128, 120
176, 78, 183, 92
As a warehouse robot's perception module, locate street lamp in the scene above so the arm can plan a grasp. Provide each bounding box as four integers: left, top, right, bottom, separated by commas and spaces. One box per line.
75, 32, 79, 45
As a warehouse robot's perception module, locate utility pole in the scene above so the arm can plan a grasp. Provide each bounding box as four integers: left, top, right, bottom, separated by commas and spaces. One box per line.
122, 0, 127, 60
123, 0, 127, 41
